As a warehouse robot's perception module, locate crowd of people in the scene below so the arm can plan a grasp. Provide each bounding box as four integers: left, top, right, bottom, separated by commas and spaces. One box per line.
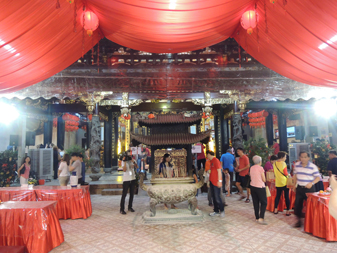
18, 143, 90, 187
115, 142, 337, 228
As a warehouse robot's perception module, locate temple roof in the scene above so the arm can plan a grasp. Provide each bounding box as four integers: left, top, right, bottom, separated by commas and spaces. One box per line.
130, 130, 211, 146
137, 114, 201, 127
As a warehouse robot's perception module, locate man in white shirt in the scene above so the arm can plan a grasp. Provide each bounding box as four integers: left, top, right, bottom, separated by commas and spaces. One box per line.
293, 151, 320, 227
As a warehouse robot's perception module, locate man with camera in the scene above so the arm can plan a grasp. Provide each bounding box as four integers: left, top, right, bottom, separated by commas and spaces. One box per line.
120, 151, 138, 215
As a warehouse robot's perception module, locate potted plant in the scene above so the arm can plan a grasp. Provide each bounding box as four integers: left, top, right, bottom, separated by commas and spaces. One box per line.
0, 149, 18, 187
310, 138, 336, 176
243, 138, 274, 166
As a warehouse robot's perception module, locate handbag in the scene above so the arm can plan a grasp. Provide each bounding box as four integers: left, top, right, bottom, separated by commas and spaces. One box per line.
266, 186, 271, 197
275, 164, 293, 187
20, 164, 26, 175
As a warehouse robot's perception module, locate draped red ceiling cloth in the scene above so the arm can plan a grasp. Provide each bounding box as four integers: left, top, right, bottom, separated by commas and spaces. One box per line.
234, 0, 337, 88
1, 0, 337, 93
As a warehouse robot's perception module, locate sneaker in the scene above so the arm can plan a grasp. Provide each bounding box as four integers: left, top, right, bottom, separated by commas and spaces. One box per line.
209, 212, 220, 217
220, 211, 225, 218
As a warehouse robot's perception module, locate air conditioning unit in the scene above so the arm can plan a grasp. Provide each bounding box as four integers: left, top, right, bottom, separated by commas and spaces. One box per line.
288, 143, 311, 167
28, 148, 53, 179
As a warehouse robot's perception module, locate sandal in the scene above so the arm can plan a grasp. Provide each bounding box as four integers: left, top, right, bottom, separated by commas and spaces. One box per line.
245, 199, 250, 203
286, 211, 291, 216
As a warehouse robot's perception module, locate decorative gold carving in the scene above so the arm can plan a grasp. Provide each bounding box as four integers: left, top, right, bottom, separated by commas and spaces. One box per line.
238, 102, 247, 112
25, 99, 49, 111
99, 92, 142, 107
154, 149, 187, 178
79, 91, 113, 114
224, 110, 234, 119
99, 112, 108, 121
219, 90, 253, 103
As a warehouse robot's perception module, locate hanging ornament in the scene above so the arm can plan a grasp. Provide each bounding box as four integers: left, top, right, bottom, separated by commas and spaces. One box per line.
81, 11, 99, 36
241, 10, 259, 35
148, 112, 155, 119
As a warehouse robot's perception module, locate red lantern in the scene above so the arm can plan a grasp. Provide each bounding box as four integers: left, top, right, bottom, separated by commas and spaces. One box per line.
241, 10, 258, 35
81, 11, 99, 36
262, 111, 269, 117
88, 114, 92, 121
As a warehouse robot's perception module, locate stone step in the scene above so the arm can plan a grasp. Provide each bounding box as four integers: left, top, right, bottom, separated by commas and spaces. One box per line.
102, 189, 123, 195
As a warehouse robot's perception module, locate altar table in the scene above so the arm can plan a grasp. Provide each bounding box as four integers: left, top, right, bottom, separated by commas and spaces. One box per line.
34, 185, 92, 220
0, 188, 36, 202
266, 182, 296, 212
0, 201, 64, 253
304, 193, 337, 241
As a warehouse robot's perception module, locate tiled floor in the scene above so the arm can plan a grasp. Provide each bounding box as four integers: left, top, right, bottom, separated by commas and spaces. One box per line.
51, 191, 336, 253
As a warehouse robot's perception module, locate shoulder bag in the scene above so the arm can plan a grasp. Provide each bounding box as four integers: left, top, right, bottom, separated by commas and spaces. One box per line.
20, 164, 26, 175
275, 163, 294, 187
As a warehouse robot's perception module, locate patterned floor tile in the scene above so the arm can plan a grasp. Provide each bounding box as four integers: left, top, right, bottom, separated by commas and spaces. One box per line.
50, 192, 336, 253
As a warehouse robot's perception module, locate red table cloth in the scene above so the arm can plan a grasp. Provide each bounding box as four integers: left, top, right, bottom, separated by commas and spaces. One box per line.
323, 180, 329, 190
0, 246, 25, 253
34, 185, 92, 220
0, 188, 36, 202
266, 182, 296, 212
304, 193, 337, 241
0, 201, 64, 253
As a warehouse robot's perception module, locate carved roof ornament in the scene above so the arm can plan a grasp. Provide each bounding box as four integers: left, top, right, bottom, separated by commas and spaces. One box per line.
219, 90, 253, 104
79, 91, 113, 114
192, 92, 232, 107
99, 92, 143, 107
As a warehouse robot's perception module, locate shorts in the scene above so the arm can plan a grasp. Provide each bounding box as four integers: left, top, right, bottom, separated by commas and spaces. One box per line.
237, 175, 250, 188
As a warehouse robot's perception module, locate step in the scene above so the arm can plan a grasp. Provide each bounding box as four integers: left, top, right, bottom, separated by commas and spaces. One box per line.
102, 189, 123, 195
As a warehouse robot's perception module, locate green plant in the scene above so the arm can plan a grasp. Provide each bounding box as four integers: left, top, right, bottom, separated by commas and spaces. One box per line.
28, 178, 38, 185
310, 138, 336, 176
243, 138, 274, 166
0, 150, 18, 187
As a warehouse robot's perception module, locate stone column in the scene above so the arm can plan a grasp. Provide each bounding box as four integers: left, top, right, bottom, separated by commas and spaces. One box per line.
112, 113, 119, 167
104, 110, 112, 170
220, 106, 230, 155
43, 104, 53, 146
265, 112, 274, 147
57, 115, 65, 150
214, 112, 221, 158
277, 109, 288, 152
89, 103, 101, 181
86, 121, 91, 149
232, 101, 243, 151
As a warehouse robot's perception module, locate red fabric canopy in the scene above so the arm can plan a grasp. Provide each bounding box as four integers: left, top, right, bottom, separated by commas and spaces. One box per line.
1, 0, 337, 93
0, 0, 101, 93
234, 1, 337, 88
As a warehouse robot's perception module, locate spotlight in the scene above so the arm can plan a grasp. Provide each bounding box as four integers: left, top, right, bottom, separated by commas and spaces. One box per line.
0, 102, 19, 124
314, 99, 337, 118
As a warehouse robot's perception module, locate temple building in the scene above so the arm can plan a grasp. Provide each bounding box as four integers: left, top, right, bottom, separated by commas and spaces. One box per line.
1, 1, 337, 252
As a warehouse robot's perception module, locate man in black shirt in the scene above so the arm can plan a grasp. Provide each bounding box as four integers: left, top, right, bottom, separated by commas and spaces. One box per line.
327, 150, 337, 177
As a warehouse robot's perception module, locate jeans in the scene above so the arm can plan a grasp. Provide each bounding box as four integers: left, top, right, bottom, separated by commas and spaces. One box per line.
210, 181, 224, 213
274, 186, 290, 211
197, 158, 206, 171
250, 186, 267, 219
294, 185, 315, 218
120, 179, 136, 211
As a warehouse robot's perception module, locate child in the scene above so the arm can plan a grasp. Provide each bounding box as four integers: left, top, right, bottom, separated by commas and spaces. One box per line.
224, 168, 231, 197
